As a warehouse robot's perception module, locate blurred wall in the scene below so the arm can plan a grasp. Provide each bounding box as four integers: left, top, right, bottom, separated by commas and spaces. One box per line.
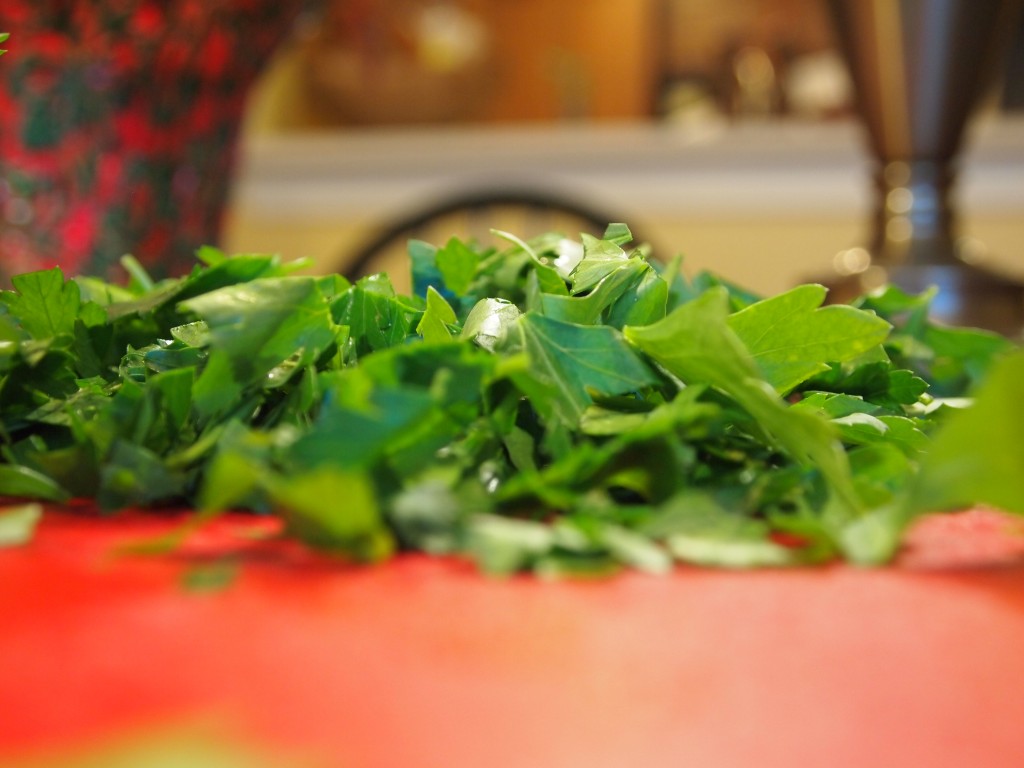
246, 0, 661, 132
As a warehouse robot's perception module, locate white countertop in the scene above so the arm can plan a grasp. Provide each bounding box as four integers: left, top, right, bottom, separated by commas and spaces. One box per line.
232, 115, 1024, 222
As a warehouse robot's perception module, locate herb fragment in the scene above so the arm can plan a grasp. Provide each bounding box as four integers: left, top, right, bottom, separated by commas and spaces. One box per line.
0, 224, 1020, 574
0, 503, 42, 547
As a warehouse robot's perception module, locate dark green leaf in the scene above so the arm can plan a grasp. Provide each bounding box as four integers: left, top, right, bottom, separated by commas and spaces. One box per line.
519, 314, 657, 425
0, 464, 70, 502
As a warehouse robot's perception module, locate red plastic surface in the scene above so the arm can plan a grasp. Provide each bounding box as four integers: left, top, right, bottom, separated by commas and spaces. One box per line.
3, 505, 1024, 767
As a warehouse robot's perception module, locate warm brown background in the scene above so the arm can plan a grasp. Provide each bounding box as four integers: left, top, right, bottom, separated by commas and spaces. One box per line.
248, 0, 837, 131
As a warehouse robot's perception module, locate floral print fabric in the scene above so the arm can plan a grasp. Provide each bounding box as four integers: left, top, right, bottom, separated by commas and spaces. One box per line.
0, 1, 299, 283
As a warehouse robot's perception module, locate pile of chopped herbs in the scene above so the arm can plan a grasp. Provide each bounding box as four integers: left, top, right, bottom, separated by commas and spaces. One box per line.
1, 225, 1022, 575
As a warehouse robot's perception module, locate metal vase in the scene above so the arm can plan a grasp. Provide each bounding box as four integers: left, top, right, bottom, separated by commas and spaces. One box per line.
825, 0, 1024, 334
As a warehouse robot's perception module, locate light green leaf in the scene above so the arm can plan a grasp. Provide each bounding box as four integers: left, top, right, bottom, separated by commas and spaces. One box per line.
266, 466, 393, 562
885, 369, 929, 405
792, 391, 878, 419
570, 234, 630, 294
833, 503, 906, 565
170, 321, 210, 347
911, 350, 1024, 514
466, 514, 555, 575
626, 288, 760, 389
598, 523, 672, 573
416, 286, 457, 344
436, 236, 480, 296
0, 503, 42, 547
602, 222, 634, 246
667, 534, 796, 568
647, 492, 797, 568
605, 266, 668, 328
460, 298, 521, 351
625, 288, 860, 512
0, 465, 70, 502
539, 259, 646, 325
727, 284, 891, 394
832, 412, 889, 440
2, 269, 80, 339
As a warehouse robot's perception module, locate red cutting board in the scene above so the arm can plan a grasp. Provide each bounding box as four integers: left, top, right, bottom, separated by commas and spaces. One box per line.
2, 505, 1024, 767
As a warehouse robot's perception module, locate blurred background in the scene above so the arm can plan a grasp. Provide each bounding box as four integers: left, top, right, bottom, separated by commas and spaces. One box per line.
2, 0, 1024, 294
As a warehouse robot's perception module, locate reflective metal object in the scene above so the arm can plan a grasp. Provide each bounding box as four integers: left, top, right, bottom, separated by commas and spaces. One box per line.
825, 0, 1024, 335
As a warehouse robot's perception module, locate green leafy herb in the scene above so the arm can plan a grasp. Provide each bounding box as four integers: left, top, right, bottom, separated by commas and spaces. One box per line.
517, 314, 657, 426
726, 283, 891, 394
909, 350, 1024, 515
0, 503, 42, 547
1, 224, 1020, 574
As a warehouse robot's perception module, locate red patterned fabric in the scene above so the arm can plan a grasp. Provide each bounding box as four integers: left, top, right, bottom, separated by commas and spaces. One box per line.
0, 1, 300, 283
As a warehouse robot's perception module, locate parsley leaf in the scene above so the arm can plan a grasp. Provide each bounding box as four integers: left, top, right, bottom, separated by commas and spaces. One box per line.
727, 284, 891, 394
2, 269, 81, 340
